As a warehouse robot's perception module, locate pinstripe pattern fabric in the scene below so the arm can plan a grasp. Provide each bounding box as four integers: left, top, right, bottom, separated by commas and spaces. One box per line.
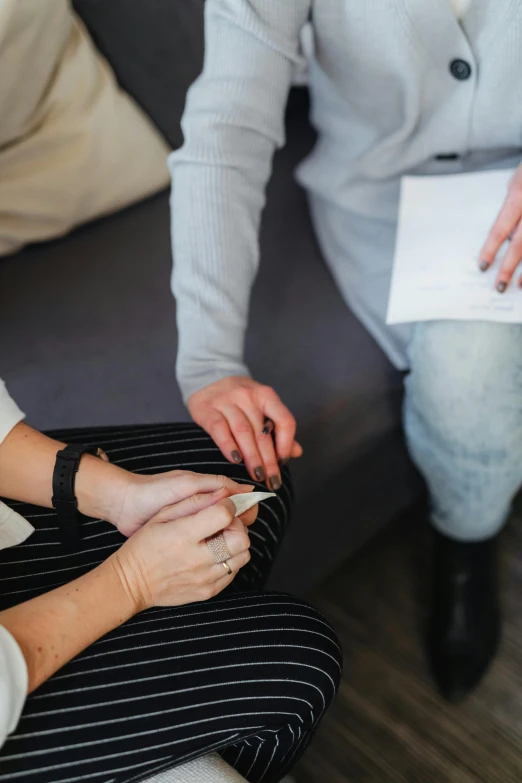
0, 424, 342, 783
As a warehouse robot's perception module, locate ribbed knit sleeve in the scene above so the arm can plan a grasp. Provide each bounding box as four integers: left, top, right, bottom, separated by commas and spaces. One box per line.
169, 0, 311, 403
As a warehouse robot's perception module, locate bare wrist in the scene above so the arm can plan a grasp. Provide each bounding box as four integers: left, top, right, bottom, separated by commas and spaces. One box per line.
75, 456, 132, 525
108, 549, 150, 614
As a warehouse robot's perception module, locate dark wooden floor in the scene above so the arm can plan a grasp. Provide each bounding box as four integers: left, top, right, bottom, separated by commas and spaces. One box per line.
296, 497, 522, 783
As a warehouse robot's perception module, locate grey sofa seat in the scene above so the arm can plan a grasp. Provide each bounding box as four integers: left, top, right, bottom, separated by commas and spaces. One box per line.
0, 88, 422, 593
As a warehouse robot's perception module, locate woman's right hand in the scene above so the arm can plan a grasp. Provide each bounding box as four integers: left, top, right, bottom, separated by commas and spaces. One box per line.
188, 376, 303, 491
111, 491, 251, 611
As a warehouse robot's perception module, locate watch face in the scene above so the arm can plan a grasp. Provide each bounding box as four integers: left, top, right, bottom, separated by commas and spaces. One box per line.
96, 447, 110, 463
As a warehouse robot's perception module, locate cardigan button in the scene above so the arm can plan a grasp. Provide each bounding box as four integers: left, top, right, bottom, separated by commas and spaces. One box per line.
450, 59, 472, 80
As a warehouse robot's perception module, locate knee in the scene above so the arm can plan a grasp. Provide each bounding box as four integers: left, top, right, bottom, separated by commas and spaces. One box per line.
254, 594, 342, 722
405, 321, 522, 454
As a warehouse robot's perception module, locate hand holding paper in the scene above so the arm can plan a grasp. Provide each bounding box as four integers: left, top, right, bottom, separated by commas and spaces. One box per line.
480, 163, 522, 290
387, 167, 522, 325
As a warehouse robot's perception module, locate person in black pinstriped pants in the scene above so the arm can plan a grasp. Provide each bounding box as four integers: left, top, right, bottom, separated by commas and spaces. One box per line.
0, 422, 342, 783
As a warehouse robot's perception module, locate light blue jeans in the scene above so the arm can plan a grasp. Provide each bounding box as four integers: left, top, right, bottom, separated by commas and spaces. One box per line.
404, 320, 522, 542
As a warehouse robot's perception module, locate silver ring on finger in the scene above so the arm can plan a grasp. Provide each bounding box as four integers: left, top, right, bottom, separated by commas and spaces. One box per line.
206, 532, 232, 564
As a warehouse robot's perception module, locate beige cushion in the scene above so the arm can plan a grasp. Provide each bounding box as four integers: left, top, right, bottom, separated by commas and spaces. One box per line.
144, 753, 246, 782
0, 0, 170, 256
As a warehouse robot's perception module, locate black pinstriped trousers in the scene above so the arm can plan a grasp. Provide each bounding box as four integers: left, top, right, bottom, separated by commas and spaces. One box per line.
0, 424, 342, 783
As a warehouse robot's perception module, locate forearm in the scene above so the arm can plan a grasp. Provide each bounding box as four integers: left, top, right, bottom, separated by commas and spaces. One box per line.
0, 554, 137, 692
171, 122, 271, 401
169, 0, 310, 402
0, 423, 129, 522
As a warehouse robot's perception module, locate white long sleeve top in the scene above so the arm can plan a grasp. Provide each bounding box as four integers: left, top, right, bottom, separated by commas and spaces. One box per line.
0, 381, 28, 751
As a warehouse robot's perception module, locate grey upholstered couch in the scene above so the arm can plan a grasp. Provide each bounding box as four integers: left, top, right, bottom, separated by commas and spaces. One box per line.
0, 0, 423, 595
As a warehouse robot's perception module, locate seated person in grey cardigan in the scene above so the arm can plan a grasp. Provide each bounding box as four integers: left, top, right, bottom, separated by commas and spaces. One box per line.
0, 383, 341, 782
170, 0, 522, 702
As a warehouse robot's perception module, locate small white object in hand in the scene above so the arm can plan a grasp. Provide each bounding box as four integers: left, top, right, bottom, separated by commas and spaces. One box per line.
230, 492, 276, 517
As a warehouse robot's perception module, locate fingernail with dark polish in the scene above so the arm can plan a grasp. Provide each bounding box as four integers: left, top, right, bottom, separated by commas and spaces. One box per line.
231, 450, 242, 463
262, 420, 274, 436
497, 281, 507, 294
254, 466, 265, 482
279, 458, 290, 468
269, 476, 282, 492
479, 260, 489, 272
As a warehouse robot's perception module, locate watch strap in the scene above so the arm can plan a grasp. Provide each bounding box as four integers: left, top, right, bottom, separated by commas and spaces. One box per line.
52, 444, 99, 551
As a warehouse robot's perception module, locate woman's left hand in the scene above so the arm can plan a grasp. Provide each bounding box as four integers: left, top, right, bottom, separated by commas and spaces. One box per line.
111, 471, 255, 537
479, 162, 522, 291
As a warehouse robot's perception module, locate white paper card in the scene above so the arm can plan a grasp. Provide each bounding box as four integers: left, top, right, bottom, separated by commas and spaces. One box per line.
230, 492, 276, 517
386, 169, 522, 325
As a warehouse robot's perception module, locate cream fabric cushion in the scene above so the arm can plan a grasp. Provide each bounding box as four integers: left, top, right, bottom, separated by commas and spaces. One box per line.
144, 753, 246, 782
0, 0, 170, 256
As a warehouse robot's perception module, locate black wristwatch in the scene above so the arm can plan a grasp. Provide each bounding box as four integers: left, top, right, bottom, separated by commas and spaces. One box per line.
52, 444, 109, 551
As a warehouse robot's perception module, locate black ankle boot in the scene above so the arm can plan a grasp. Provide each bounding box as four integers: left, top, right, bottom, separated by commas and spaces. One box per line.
428, 530, 500, 702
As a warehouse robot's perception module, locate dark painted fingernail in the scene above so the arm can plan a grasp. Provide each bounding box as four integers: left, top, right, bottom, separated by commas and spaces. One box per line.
279, 458, 290, 468
269, 476, 281, 491
262, 419, 275, 436
231, 450, 242, 463
479, 260, 489, 272
254, 466, 265, 482
497, 281, 507, 293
